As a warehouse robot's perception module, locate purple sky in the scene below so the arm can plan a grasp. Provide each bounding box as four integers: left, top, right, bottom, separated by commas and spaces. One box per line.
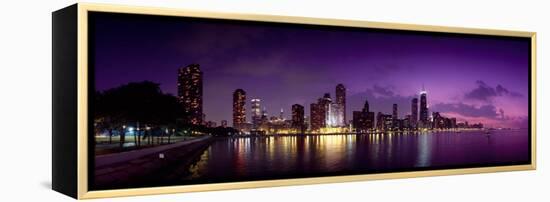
92, 13, 530, 128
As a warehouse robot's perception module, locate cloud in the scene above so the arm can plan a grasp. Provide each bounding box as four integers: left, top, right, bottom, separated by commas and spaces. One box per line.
224, 53, 287, 77
431, 102, 500, 119
464, 80, 522, 101
372, 84, 395, 97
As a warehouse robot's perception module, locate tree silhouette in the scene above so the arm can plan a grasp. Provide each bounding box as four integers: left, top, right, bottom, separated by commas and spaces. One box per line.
95, 81, 183, 149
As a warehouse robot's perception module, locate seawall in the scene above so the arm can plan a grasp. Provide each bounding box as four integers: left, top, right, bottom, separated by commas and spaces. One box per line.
93, 136, 213, 190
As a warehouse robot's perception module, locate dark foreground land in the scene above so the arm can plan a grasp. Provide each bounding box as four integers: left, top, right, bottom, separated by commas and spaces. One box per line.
93, 136, 213, 190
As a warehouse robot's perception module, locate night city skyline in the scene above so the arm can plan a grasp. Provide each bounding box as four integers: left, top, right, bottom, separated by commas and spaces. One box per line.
88, 11, 532, 191
93, 14, 530, 129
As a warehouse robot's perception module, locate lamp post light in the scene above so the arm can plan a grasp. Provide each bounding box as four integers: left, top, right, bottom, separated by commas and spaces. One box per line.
136, 126, 141, 147
163, 128, 169, 144
146, 126, 151, 145
120, 124, 127, 148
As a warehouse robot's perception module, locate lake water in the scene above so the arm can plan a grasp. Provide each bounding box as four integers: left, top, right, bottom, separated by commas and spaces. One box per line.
181, 129, 529, 184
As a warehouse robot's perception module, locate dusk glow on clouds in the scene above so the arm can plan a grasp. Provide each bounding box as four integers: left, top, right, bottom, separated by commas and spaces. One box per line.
92, 13, 530, 128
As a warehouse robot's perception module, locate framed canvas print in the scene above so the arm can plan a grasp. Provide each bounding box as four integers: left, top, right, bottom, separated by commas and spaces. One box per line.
52, 3, 536, 199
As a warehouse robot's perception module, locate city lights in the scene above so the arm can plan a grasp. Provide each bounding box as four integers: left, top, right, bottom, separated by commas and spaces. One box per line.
223, 83, 481, 136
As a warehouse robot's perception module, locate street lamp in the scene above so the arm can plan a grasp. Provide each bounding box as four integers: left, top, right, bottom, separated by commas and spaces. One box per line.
146, 126, 151, 145
120, 125, 127, 148
136, 126, 141, 146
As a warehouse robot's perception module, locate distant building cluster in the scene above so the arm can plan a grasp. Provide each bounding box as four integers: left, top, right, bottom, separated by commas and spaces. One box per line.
362, 85, 483, 132
310, 84, 347, 133
231, 94, 298, 135
177, 64, 484, 134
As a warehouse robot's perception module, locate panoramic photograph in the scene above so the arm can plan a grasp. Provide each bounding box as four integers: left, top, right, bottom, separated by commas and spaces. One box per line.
89, 12, 531, 190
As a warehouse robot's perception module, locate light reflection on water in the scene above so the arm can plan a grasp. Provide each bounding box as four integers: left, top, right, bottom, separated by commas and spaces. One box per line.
183, 130, 529, 182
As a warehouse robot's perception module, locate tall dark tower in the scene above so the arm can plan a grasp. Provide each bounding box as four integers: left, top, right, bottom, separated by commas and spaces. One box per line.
336, 84, 346, 123
392, 103, 398, 129
411, 98, 418, 126
419, 86, 428, 122
392, 104, 398, 120
178, 64, 203, 125
362, 100, 369, 113
291, 104, 305, 132
233, 89, 246, 127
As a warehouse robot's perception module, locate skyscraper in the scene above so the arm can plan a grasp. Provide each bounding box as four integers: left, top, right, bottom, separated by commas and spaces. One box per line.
310, 94, 331, 131
336, 84, 346, 124
232, 89, 246, 127
310, 103, 322, 131
352, 111, 362, 130
363, 100, 369, 113
392, 103, 398, 120
420, 86, 428, 123
320, 93, 332, 128
411, 98, 418, 127
352, 99, 374, 132
404, 115, 412, 129
291, 104, 305, 132
366, 111, 374, 130
392, 103, 398, 129
328, 103, 344, 127
251, 99, 262, 129
178, 64, 203, 125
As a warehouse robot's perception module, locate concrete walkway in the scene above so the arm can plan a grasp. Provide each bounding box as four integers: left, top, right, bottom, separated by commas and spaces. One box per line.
95, 136, 211, 168
93, 136, 213, 190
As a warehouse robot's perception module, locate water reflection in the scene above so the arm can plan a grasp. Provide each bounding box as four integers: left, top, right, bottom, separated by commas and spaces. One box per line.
416, 132, 431, 167
184, 130, 528, 182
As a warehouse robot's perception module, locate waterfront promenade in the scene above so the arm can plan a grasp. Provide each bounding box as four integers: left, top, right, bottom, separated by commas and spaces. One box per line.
93, 136, 213, 190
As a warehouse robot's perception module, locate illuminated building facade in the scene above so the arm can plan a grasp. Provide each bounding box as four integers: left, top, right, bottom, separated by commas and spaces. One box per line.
336, 84, 346, 124
308, 94, 331, 132
309, 84, 348, 132
310, 103, 323, 131
321, 93, 332, 126
419, 86, 429, 128
178, 64, 203, 125
232, 89, 246, 129
251, 98, 262, 129
304, 115, 310, 130
328, 103, 344, 127
376, 112, 393, 131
